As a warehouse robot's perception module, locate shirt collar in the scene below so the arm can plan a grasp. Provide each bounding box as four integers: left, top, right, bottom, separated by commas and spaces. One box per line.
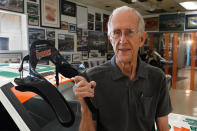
110, 55, 148, 81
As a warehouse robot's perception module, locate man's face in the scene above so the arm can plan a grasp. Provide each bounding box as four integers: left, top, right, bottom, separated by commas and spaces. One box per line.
109, 10, 146, 64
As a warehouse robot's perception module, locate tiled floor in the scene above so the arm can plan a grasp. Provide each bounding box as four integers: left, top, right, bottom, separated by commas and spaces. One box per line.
170, 67, 197, 117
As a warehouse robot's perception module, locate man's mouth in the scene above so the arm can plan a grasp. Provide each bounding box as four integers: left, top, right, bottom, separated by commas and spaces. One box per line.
119, 49, 131, 52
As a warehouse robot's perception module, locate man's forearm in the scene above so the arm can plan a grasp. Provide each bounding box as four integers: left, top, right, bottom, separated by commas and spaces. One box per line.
79, 107, 96, 131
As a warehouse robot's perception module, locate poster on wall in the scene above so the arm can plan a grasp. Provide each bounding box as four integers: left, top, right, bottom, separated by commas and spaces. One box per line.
0, 0, 24, 13
88, 22, 94, 30
58, 34, 74, 52
28, 28, 45, 45
46, 30, 55, 46
185, 14, 197, 30
77, 36, 88, 51
88, 31, 108, 52
77, 5, 88, 29
95, 13, 101, 21
27, 2, 39, 15
88, 13, 94, 22
28, 15, 39, 26
40, 0, 60, 28
61, 0, 76, 17
159, 13, 185, 31
144, 17, 159, 31
95, 21, 102, 31
61, 21, 68, 30
103, 14, 109, 33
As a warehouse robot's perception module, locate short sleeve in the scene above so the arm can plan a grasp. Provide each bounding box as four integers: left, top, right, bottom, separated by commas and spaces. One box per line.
156, 76, 172, 117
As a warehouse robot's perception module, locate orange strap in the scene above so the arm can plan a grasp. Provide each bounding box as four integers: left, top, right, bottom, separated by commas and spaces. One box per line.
172, 33, 178, 89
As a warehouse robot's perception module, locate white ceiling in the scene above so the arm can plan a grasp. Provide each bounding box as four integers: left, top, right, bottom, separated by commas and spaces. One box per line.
72, 0, 197, 16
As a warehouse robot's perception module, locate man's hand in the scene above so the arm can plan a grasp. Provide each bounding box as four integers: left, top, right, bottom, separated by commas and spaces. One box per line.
73, 76, 97, 131
73, 76, 96, 110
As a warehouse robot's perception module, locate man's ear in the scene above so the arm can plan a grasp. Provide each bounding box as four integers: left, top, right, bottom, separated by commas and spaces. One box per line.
108, 34, 113, 44
139, 32, 147, 47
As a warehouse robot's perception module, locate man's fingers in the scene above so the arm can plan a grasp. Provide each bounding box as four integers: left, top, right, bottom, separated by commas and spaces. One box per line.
90, 81, 96, 88
74, 76, 86, 83
74, 91, 94, 99
74, 86, 94, 94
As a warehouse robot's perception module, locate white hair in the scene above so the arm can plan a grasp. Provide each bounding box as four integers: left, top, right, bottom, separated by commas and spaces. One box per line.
107, 6, 145, 36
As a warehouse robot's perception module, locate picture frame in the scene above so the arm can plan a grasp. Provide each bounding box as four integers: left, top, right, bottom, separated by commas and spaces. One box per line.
82, 51, 88, 60
61, 21, 68, 30
68, 23, 77, 33
40, 0, 60, 28
28, 28, 45, 45
95, 13, 101, 21
0, 52, 22, 63
61, 53, 72, 63
28, 0, 39, 3
88, 13, 94, 22
61, 0, 76, 17
28, 15, 39, 26
144, 17, 159, 31
27, 2, 39, 15
0, 0, 24, 13
58, 34, 74, 52
72, 53, 81, 62
185, 14, 197, 30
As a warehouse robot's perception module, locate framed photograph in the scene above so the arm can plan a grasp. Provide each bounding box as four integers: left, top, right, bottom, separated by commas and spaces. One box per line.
88, 13, 94, 22
0, 0, 24, 13
89, 52, 99, 58
159, 13, 185, 31
28, 15, 39, 26
0, 52, 22, 63
61, 53, 72, 63
61, 0, 76, 17
95, 21, 102, 31
40, 0, 60, 28
82, 51, 88, 60
77, 28, 82, 36
28, 28, 45, 45
58, 34, 74, 52
27, 2, 39, 15
88, 22, 94, 30
185, 14, 197, 30
103, 14, 109, 33
46, 29, 55, 46
95, 13, 101, 21
61, 21, 68, 30
72, 53, 81, 62
144, 17, 159, 31
68, 23, 77, 33
0, 37, 9, 50
28, 0, 39, 2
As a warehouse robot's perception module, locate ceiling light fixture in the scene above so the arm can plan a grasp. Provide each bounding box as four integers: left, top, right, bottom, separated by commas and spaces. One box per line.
179, 1, 197, 10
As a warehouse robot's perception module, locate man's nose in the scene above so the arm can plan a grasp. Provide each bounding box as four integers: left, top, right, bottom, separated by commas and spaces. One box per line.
120, 33, 127, 43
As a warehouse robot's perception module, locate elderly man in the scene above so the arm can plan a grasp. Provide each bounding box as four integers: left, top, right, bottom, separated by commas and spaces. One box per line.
73, 6, 172, 131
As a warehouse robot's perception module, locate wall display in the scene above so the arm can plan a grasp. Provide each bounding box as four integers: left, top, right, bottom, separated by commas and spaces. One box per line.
46, 30, 55, 46
88, 31, 108, 52
28, 28, 45, 45
28, 0, 39, 2
68, 23, 77, 33
185, 14, 197, 30
95, 21, 102, 31
0, 52, 22, 63
95, 13, 101, 21
28, 15, 39, 26
88, 13, 94, 22
82, 29, 88, 36
89, 52, 99, 58
77, 5, 88, 29
61, 53, 72, 63
77, 36, 88, 51
58, 34, 74, 52
61, 0, 76, 17
72, 53, 81, 62
40, 0, 60, 28
82, 51, 88, 60
159, 13, 185, 31
61, 21, 68, 30
88, 22, 94, 30
27, 2, 39, 15
144, 17, 159, 31
0, 0, 24, 13
77, 28, 82, 36
107, 53, 114, 60
0, 37, 9, 50
103, 14, 109, 33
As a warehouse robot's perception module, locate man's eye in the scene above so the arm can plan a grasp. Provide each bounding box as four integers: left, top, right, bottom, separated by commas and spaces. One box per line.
127, 29, 134, 34
114, 30, 121, 34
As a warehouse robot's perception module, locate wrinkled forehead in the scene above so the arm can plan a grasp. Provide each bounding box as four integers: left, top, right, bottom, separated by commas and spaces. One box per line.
110, 10, 139, 30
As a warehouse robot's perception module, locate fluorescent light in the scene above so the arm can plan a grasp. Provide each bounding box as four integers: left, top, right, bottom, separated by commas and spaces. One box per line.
179, 1, 197, 10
